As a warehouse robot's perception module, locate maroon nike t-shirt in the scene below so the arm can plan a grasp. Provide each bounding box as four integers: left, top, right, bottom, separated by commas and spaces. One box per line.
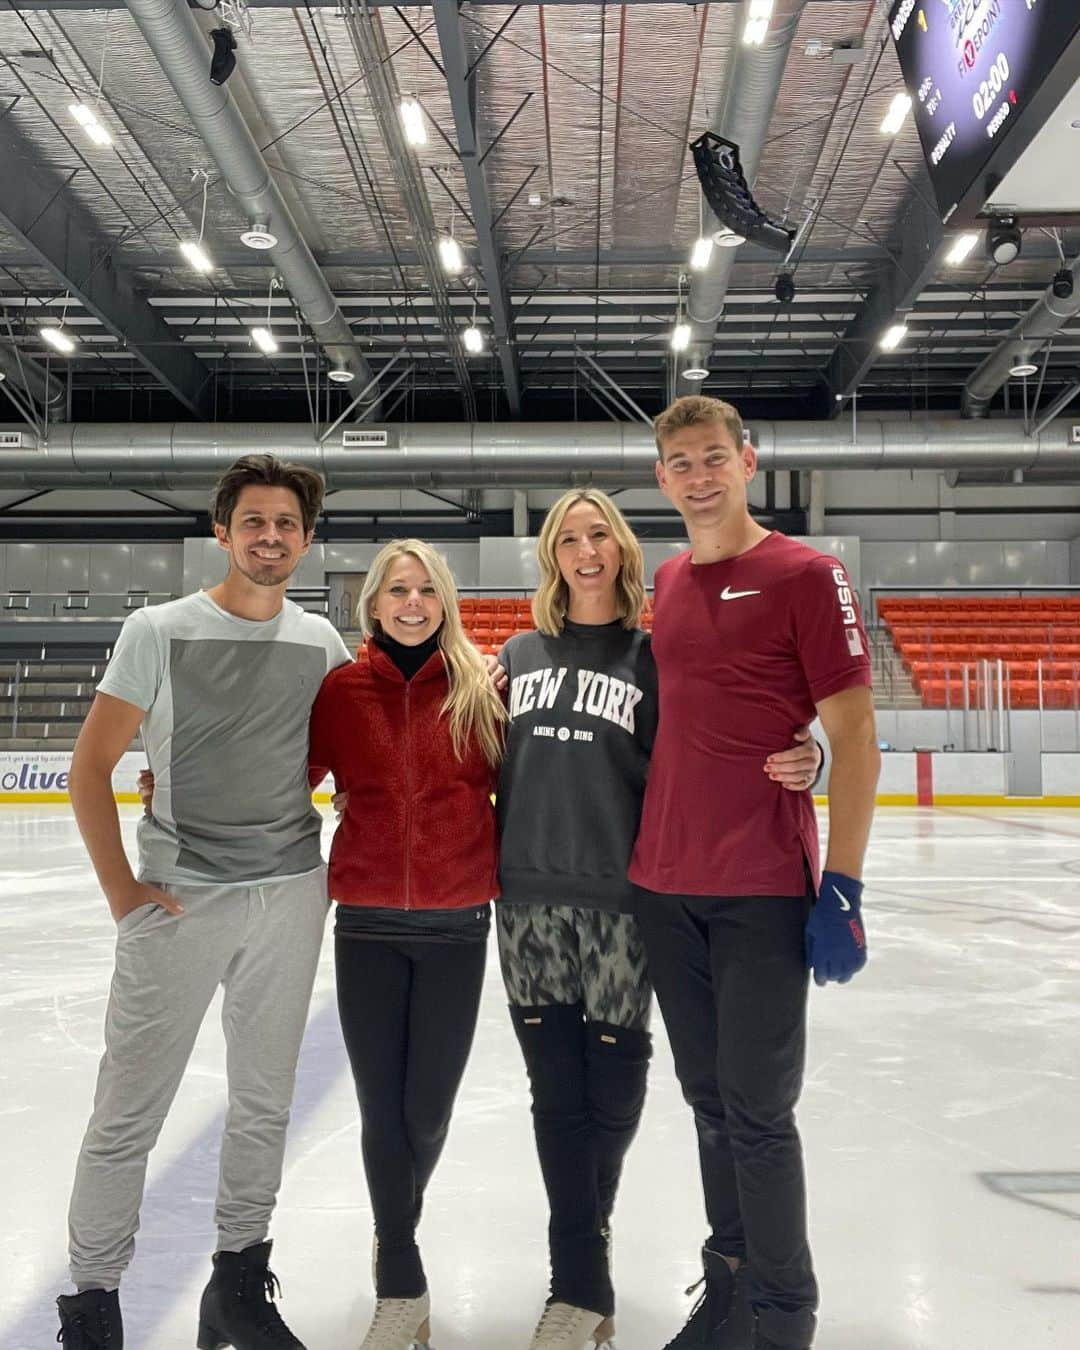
628, 532, 871, 898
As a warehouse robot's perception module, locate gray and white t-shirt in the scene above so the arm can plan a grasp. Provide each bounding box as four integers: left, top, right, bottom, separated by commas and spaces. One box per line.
98, 591, 351, 885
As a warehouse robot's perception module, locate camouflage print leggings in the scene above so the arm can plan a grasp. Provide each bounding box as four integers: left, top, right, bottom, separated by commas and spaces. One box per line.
496, 903, 652, 1030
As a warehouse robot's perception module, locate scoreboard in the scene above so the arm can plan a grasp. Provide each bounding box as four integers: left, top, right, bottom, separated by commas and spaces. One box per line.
888, 0, 1080, 224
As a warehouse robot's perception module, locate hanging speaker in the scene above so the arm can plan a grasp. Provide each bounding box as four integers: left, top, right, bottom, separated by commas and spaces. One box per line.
691, 132, 795, 255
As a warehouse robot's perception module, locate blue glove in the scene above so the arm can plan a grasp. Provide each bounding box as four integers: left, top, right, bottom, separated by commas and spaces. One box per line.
805, 870, 867, 987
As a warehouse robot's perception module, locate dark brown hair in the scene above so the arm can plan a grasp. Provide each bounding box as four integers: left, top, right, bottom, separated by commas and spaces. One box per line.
654, 395, 744, 459
210, 454, 325, 534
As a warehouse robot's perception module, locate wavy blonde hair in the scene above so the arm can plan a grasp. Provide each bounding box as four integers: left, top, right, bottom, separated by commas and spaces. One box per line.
359, 539, 505, 767
533, 490, 647, 636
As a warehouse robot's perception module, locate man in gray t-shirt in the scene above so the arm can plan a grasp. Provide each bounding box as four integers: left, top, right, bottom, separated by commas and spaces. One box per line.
58, 455, 350, 1350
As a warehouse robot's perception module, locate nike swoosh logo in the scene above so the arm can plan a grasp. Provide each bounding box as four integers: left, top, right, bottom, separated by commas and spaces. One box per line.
832, 885, 851, 912
720, 586, 761, 601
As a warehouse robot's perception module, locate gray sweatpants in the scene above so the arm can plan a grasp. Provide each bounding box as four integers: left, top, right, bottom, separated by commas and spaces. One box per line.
68, 868, 329, 1291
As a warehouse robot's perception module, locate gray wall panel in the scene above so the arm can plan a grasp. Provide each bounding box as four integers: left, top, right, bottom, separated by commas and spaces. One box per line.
89, 544, 132, 594
131, 544, 182, 594
46, 544, 90, 594
7, 543, 49, 592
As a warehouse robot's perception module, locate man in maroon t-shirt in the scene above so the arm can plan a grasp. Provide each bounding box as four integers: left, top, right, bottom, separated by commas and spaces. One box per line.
629, 396, 880, 1350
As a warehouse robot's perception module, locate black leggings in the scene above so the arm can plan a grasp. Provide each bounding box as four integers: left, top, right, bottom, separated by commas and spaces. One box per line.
335, 933, 487, 1298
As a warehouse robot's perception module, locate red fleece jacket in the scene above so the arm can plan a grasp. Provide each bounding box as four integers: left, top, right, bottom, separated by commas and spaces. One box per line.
308, 641, 499, 909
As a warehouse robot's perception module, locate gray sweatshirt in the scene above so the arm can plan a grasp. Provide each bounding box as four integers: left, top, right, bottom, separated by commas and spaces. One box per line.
496, 619, 658, 913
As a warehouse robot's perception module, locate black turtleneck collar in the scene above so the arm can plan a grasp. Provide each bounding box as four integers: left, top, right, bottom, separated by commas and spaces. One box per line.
372, 626, 442, 680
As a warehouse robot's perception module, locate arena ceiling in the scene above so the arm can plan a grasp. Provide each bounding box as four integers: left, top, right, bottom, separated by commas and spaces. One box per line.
0, 0, 1078, 427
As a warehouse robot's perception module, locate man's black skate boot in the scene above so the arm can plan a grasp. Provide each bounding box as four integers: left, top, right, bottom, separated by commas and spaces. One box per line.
751, 1329, 808, 1350
56, 1289, 123, 1349
197, 1241, 306, 1349
662, 1246, 752, 1349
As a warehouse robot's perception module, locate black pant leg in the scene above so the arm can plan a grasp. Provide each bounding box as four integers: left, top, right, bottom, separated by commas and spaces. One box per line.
334, 934, 424, 1296
634, 891, 745, 1260
710, 895, 817, 1348
403, 939, 487, 1201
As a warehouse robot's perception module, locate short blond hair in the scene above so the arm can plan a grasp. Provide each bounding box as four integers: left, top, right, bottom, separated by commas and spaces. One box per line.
532, 490, 647, 636
654, 395, 744, 459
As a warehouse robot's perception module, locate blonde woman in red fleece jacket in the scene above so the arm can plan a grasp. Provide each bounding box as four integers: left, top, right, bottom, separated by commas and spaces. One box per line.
308, 538, 505, 1350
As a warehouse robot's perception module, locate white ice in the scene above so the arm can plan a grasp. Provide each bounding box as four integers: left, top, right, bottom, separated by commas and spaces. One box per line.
1, 805, 1078, 1349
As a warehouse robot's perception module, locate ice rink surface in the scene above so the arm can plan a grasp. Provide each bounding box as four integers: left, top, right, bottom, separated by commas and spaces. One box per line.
2, 804, 1078, 1350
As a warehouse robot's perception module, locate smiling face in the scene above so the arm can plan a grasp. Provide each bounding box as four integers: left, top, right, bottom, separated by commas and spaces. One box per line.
369, 552, 445, 646
214, 484, 312, 588
655, 419, 756, 530
553, 499, 623, 614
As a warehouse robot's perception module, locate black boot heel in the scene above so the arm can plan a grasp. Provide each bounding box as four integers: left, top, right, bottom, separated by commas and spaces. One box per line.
196, 1320, 228, 1350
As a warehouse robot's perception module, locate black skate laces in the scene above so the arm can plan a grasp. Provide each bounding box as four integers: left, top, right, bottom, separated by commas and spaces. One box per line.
56, 1309, 114, 1348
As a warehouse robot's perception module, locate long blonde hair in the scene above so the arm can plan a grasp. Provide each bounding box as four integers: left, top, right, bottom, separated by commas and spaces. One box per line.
359, 539, 506, 767
533, 490, 647, 636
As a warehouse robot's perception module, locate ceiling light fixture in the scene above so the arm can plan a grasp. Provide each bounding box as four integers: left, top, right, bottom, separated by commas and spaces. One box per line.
945, 233, 979, 266
250, 326, 278, 355
399, 97, 427, 147
240, 221, 277, 250
671, 323, 691, 353
438, 235, 464, 275
743, 0, 774, 46
1009, 360, 1038, 378
880, 92, 912, 137
1052, 268, 1074, 301
463, 324, 484, 354
180, 169, 214, 274
986, 215, 1022, 266
68, 101, 112, 148
328, 367, 355, 384
179, 241, 213, 274
39, 325, 77, 355
681, 366, 709, 381
690, 236, 714, 271
880, 323, 908, 351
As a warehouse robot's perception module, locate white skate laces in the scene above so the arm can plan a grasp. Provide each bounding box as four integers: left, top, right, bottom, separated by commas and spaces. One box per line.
527, 1302, 616, 1350
357, 1290, 432, 1350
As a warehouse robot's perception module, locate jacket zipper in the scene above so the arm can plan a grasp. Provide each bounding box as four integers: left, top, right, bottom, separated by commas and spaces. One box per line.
404, 680, 412, 910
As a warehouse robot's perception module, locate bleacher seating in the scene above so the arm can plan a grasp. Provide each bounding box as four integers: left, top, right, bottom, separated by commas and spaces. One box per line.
457, 596, 653, 653
879, 596, 1080, 709
0, 646, 113, 749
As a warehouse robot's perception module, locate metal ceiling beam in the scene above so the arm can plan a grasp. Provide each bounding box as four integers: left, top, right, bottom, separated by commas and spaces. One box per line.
431, 0, 522, 416
0, 125, 213, 418
821, 190, 945, 415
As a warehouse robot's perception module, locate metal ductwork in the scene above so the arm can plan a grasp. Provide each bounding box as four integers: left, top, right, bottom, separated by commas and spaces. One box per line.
0, 346, 66, 416
961, 253, 1080, 418
123, 0, 376, 391
679, 0, 807, 387
0, 417, 1077, 488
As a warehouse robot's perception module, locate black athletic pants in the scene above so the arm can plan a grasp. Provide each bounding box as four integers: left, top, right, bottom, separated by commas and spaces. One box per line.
335, 933, 487, 1298
635, 888, 818, 1349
